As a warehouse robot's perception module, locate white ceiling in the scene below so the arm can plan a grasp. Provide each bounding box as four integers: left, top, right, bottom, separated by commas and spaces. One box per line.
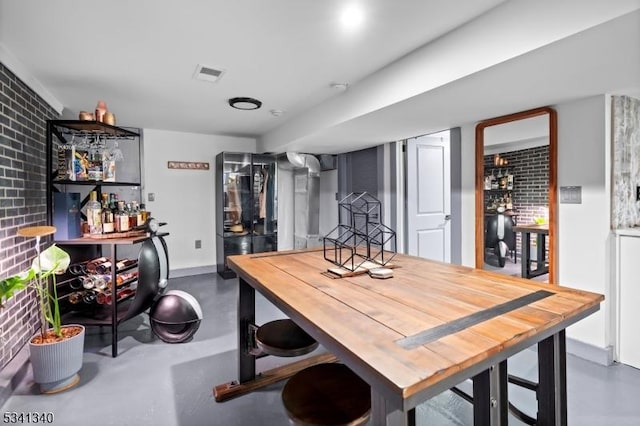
1, 0, 639, 154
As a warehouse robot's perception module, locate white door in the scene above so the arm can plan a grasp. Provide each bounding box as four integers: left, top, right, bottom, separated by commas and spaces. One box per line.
407, 133, 451, 262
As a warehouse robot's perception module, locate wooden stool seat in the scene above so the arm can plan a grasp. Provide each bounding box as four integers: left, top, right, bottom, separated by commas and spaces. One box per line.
282, 363, 371, 426
256, 319, 318, 357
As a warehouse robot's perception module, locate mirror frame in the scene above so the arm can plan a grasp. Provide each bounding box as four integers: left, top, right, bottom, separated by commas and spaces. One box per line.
475, 106, 558, 284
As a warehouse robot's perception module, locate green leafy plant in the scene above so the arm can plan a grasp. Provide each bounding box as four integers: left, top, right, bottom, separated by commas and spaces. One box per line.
0, 244, 70, 339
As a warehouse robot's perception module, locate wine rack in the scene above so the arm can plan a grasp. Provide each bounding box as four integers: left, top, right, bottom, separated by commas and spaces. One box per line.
45, 119, 168, 357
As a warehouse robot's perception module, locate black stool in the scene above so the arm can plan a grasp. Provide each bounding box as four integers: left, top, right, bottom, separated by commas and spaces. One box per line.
282, 363, 371, 426
255, 319, 318, 357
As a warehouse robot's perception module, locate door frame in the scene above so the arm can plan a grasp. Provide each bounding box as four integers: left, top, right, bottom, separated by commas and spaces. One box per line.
475, 107, 558, 284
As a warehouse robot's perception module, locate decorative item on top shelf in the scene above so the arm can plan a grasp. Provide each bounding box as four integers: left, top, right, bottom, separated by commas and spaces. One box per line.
323, 192, 397, 277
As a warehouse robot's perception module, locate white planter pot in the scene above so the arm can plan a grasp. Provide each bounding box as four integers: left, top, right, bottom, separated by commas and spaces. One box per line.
28, 325, 85, 394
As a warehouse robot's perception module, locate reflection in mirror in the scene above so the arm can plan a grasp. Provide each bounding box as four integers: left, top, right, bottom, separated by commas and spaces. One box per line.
475, 108, 557, 284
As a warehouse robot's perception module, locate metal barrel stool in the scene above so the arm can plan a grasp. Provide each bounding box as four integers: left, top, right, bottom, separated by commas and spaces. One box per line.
282, 363, 371, 426
255, 319, 319, 357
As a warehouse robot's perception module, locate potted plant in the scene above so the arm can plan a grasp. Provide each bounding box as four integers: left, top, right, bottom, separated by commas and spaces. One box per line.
0, 226, 85, 394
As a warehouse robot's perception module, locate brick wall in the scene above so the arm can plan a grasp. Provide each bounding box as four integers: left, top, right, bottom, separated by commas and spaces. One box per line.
0, 63, 60, 370
484, 145, 549, 258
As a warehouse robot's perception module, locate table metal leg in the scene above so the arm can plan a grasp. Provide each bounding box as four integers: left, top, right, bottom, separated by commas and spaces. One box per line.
238, 277, 256, 383
521, 231, 531, 278
472, 362, 508, 426
370, 390, 411, 426
538, 330, 567, 426
537, 233, 546, 267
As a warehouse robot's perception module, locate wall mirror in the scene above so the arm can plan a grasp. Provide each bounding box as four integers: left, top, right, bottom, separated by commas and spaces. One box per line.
475, 107, 557, 284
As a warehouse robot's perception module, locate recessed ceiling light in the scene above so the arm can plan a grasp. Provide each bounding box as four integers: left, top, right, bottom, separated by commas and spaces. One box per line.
228, 97, 262, 110
331, 82, 349, 90
340, 4, 364, 29
270, 109, 285, 117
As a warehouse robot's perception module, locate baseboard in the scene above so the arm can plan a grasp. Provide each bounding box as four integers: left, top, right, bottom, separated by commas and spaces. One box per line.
566, 337, 614, 366
170, 265, 216, 279
0, 345, 30, 408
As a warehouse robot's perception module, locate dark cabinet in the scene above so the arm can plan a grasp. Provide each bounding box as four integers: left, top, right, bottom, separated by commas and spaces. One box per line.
215, 152, 277, 278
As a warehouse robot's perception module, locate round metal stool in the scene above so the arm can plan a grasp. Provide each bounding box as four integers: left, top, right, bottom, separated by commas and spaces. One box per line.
282, 363, 371, 426
256, 319, 319, 357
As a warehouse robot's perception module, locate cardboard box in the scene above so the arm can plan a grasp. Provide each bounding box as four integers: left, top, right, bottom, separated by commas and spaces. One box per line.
53, 192, 81, 240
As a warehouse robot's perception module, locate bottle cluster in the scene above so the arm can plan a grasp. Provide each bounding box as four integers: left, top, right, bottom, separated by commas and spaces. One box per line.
66, 257, 138, 305
86, 191, 149, 235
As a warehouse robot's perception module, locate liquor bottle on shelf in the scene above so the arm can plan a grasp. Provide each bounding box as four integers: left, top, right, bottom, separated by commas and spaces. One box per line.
116, 201, 130, 232
139, 203, 149, 224
127, 203, 137, 229
102, 193, 115, 234
86, 191, 103, 235
134, 201, 144, 227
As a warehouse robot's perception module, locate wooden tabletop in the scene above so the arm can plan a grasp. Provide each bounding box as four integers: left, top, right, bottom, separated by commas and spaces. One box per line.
228, 249, 602, 410
513, 223, 549, 234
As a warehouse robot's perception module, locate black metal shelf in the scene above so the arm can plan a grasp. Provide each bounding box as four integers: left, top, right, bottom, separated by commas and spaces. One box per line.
50, 120, 139, 138
52, 179, 141, 187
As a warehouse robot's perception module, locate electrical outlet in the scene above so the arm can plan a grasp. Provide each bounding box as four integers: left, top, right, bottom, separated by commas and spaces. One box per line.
195, 240, 202, 249
148, 193, 155, 202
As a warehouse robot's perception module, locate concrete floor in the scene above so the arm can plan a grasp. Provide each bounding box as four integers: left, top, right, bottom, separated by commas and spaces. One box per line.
2, 272, 640, 425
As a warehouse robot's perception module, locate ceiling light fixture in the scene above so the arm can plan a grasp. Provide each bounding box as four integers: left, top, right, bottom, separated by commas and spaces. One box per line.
270, 109, 285, 117
340, 4, 364, 29
228, 97, 262, 110
331, 82, 349, 91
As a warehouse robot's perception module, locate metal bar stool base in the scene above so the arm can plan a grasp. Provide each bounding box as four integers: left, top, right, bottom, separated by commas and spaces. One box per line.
256, 319, 319, 357
282, 363, 371, 426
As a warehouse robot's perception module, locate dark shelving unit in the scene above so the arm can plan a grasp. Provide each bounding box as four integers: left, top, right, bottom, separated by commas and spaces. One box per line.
46, 120, 165, 357
215, 152, 278, 278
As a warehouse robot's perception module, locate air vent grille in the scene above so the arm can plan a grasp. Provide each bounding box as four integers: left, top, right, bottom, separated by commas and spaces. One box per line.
193, 64, 225, 83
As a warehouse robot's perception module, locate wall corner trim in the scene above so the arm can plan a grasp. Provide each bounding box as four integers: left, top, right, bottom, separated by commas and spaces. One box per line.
0, 43, 64, 114
566, 337, 614, 366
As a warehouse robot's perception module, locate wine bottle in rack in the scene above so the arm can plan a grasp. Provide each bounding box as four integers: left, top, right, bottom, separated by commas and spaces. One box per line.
85, 257, 109, 273
68, 260, 90, 275
68, 291, 83, 304
115, 258, 136, 270
82, 290, 98, 304
94, 261, 113, 274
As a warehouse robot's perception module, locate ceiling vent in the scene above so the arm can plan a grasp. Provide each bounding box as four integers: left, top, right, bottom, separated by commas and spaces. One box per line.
193, 64, 225, 83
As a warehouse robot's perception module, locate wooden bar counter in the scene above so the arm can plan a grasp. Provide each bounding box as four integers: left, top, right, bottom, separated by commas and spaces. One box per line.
218, 249, 603, 426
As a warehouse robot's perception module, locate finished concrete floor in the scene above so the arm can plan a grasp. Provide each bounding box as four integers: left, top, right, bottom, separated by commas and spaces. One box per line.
2, 272, 640, 425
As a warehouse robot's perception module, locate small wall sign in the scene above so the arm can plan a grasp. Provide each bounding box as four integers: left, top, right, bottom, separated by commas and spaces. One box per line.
167, 161, 210, 170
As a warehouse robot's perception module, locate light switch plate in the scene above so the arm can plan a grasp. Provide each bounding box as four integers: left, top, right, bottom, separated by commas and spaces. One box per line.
560, 186, 582, 204
148, 193, 155, 202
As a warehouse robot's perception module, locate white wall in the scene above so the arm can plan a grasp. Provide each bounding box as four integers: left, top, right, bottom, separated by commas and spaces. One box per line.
142, 128, 256, 272
556, 95, 610, 349
460, 122, 477, 267
319, 169, 339, 235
